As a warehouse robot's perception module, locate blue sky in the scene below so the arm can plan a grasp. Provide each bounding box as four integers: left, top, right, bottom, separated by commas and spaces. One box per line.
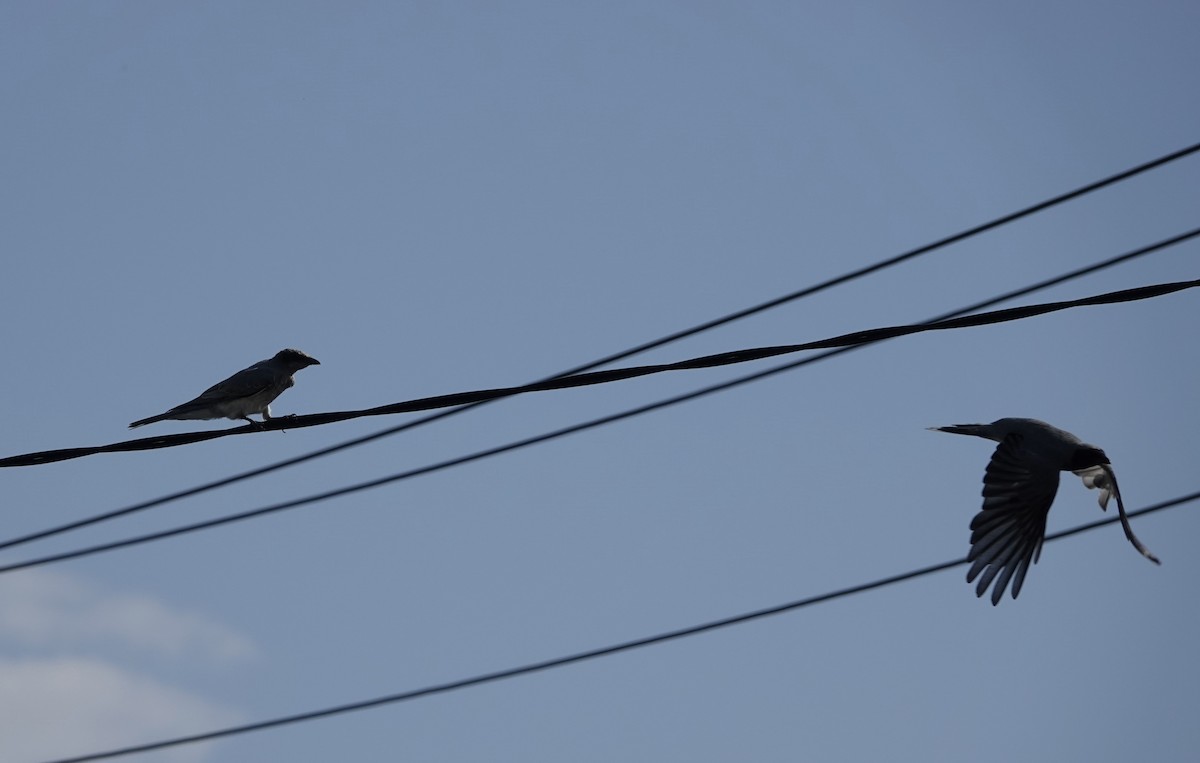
2, 3, 1198, 762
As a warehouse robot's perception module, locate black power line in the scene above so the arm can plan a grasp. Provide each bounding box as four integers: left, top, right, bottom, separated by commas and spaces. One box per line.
5, 249, 1200, 472
1, 274, 1194, 574
39, 491, 1196, 763
0, 142, 1193, 485
562, 140, 1200, 368
0, 231, 1188, 554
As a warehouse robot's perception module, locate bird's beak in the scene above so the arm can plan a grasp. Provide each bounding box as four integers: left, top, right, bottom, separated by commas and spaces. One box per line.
308, 357, 321, 366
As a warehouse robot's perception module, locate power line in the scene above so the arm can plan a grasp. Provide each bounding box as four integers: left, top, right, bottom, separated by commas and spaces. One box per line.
1, 143, 1194, 473
4, 250, 1199, 472
1, 273, 1194, 573
1, 231, 1188, 554
39, 491, 1197, 763
558, 140, 1200, 368
0, 143, 1193, 572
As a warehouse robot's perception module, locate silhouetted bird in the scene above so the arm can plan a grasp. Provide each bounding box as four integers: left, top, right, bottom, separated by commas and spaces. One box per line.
129, 349, 320, 428
931, 418, 1159, 604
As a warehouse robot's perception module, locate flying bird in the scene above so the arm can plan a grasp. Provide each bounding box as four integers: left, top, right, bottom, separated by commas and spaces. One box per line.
930, 418, 1159, 604
129, 349, 320, 429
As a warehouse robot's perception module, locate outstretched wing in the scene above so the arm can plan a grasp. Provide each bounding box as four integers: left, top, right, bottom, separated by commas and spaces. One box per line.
967, 434, 1059, 605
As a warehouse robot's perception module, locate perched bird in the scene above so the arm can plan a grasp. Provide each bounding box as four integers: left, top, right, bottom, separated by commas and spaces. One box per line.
930, 418, 1159, 604
129, 349, 320, 429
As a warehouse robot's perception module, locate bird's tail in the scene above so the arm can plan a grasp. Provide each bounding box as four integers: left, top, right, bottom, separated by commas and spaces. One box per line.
927, 423, 990, 437
129, 413, 170, 429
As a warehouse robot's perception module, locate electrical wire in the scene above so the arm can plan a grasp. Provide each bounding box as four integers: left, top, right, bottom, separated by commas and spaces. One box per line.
38, 490, 1198, 763
0, 232, 1184, 554
0, 142, 1194, 580
5, 235, 1200, 473
1, 270, 1194, 574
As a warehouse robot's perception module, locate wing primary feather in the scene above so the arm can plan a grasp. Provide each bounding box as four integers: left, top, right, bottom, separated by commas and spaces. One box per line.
965, 434, 1058, 603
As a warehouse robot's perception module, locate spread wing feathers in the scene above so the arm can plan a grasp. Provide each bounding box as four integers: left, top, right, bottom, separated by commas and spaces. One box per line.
967, 434, 1059, 604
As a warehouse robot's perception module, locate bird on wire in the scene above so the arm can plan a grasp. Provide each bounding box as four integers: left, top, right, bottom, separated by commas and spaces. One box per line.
129, 348, 320, 429
930, 418, 1160, 605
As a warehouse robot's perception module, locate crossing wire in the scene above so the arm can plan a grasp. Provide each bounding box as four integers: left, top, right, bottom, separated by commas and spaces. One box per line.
0, 140, 1194, 553
38, 491, 1199, 763
3, 231, 1199, 471
0, 272, 1195, 574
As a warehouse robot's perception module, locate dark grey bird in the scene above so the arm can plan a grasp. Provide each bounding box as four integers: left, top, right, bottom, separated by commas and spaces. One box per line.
930, 418, 1159, 604
129, 349, 320, 428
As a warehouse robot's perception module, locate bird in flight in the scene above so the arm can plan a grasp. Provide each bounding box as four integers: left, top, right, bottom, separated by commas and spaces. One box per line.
129, 349, 320, 429
930, 418, 1159, 604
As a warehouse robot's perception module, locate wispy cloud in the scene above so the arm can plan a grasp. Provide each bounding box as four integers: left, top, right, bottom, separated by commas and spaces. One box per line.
0, 569, 255, 662
0, 571, 253, 760
0, 657, 241, 762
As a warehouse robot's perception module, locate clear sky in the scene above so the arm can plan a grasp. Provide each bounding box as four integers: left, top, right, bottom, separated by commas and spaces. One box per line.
2, 3, 1198, 762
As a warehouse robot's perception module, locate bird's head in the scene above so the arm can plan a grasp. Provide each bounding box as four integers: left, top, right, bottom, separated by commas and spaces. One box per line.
1067, 445, 1109, 471
274, 348, 321, 369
